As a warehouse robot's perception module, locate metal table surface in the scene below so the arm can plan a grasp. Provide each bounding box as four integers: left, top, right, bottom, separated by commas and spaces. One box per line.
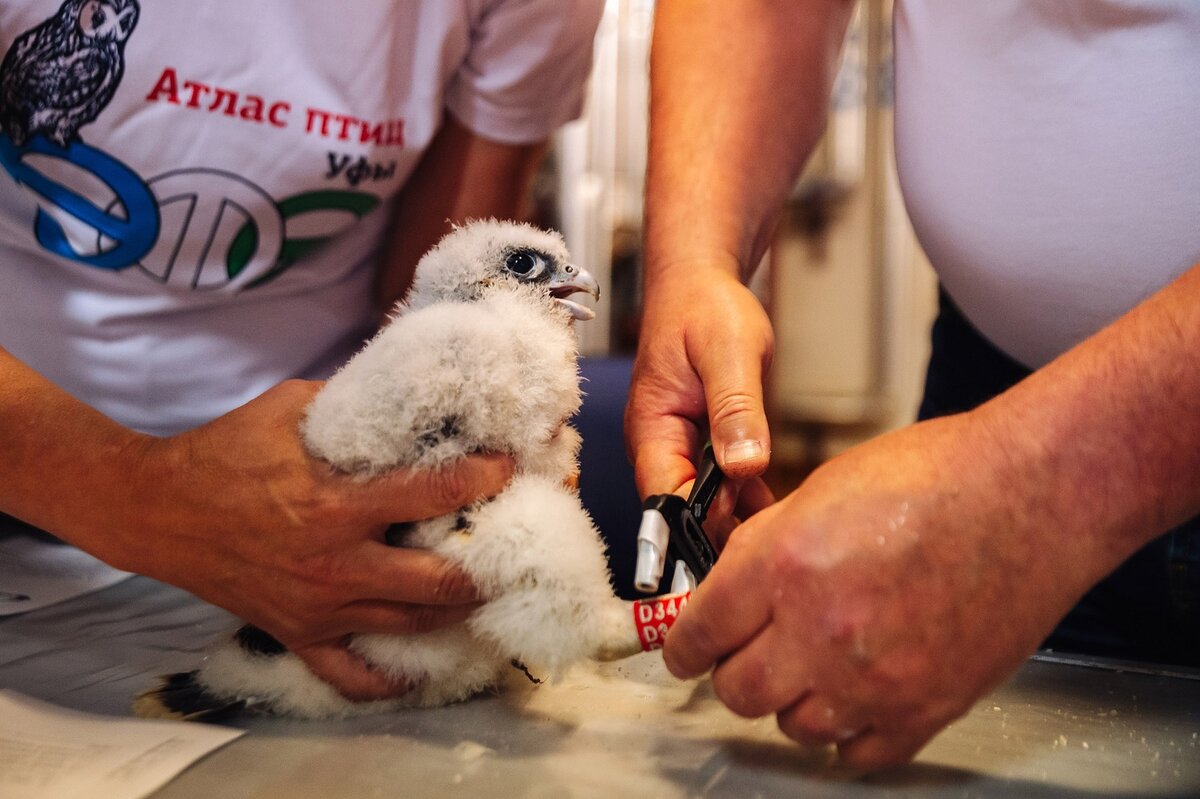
2, 574, 1198, 798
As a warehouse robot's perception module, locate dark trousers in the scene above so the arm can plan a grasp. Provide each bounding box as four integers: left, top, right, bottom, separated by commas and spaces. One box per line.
919, 290, 1200, 667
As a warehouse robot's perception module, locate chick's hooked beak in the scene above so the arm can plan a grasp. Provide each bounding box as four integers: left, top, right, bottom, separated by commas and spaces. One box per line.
548, 264, 600, 321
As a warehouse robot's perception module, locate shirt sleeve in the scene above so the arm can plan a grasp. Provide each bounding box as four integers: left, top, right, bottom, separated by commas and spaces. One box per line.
445, 0, 605, 145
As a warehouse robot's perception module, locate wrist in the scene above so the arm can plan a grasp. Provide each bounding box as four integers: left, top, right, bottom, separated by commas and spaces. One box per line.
60, 428, 164, 574
961, 397, 1138, 594
642, 256, 749, 316
643, 245, 742, 289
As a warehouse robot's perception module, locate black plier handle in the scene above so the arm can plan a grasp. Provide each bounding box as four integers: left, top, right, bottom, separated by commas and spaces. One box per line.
633, 443, 724, 593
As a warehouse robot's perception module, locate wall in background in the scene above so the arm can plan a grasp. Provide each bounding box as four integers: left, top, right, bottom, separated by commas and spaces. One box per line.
766, 0, 937, 467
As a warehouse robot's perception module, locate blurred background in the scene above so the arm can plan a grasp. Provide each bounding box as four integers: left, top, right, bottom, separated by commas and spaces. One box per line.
542, 0, 937, 496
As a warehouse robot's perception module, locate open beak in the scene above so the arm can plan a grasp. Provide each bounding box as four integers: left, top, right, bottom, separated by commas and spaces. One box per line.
548, 264, 600, 321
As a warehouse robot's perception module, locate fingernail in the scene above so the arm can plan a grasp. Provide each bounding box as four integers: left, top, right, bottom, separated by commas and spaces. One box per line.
724, 438, 764, 465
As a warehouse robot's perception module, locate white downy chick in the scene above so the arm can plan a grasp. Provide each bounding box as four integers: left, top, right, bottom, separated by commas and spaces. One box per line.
135, 220, 642, 720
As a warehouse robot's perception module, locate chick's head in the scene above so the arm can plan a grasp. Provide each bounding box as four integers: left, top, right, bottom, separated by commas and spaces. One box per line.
405, 220, 599, 321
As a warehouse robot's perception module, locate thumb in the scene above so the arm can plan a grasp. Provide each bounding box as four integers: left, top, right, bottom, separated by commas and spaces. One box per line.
698, 349, 771, 481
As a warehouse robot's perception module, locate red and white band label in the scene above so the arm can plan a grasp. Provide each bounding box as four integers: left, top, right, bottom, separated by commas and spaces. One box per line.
632, 591, 692, 652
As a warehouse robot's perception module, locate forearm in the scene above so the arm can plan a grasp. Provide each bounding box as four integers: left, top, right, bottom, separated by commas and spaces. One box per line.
974, 261, 1200, 576
644, 0, 853, 289
0, 346, 153, 568
375, 115, 547, 309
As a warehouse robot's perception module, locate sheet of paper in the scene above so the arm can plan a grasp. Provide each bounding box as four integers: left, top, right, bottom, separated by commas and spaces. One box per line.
0, 691, 244, 799
0, 533, 133, 616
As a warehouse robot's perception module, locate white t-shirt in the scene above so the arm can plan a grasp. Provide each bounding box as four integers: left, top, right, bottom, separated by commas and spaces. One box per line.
0, 0, 602, 436
894, 0, 1200, 368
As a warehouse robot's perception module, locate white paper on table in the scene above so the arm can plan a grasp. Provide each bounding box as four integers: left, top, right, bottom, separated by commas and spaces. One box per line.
0, 533, 133, 616
0, 691, 245, 799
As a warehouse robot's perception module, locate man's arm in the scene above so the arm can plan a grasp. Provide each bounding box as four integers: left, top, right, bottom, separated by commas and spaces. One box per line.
375, 114, 548, 309
663, 259, 1200, 769
636, 0, 1200, 772
0, 345, 513, 698
628, 0, 854, 500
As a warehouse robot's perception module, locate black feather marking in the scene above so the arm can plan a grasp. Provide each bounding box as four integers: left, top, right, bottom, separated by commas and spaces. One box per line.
234, 624, 288, 657
417, 415, 462, 449
510, 659, 544, 685
137, 670, 248, 722
385, 521, 415, 547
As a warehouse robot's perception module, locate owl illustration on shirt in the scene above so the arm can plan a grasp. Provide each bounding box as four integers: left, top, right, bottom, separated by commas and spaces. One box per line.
0, 0, 140, 147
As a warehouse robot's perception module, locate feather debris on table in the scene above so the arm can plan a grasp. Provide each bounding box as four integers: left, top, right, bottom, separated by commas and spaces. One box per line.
134, 220, 647, 720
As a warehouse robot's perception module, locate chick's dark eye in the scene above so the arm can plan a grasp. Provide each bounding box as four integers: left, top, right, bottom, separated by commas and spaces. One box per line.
505, 251, 541, 276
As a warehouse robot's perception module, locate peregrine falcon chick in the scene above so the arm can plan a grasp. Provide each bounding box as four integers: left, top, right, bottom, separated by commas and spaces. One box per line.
135, 220, 644, 720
